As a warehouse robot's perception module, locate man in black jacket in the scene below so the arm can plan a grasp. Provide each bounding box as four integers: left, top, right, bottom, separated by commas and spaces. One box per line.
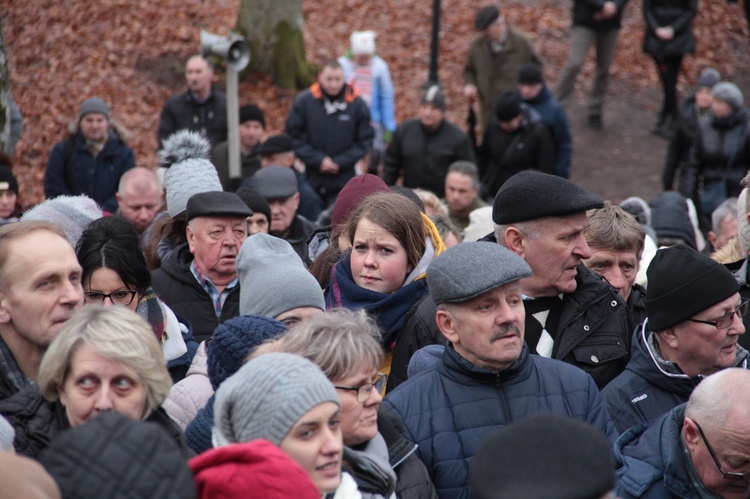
151, 191, 251, 343
493, 171, 631, 388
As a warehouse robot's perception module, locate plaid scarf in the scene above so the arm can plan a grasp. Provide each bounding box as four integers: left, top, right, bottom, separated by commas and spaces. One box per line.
136, 287, 168, 344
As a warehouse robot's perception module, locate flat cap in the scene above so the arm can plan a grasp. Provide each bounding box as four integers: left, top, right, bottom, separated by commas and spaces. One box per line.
257, 134, 294, 157
475, 5, 501, 30
252, 166, 298, 199
493, 171, 603, 224
186, 191, 253, 222
427, 242, 531, 304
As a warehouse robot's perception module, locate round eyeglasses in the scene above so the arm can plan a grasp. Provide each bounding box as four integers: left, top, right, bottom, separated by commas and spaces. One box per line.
334, 373, 388, 403
84, 289, 138, 306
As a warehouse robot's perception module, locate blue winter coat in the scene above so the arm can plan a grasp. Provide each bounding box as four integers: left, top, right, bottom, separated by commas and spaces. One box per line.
522, 86, 573, 178
382, 343, 618, 499
615, 404, 702, 498
44, 132, 135, 213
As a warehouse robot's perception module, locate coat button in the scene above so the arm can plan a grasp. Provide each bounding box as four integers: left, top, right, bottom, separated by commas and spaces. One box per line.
611, 300, 618, 307
583, 325, 590, 331
591, 355, 599, 363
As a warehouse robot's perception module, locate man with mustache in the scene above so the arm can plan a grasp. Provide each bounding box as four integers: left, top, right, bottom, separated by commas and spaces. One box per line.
151, 191, 251, 343
383, 242, 618, 499
603, 245, 748, 434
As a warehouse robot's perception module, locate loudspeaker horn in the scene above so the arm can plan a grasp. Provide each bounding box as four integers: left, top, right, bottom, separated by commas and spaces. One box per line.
200, 30, 251, 71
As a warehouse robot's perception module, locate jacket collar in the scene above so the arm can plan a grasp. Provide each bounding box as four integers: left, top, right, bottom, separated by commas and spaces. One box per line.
438, 342, 532, 385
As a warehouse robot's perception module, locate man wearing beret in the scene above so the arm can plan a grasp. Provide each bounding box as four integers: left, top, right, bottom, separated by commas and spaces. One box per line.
151, 191, 251, 343
211, 104, 266, 191
383, 242, 617, 499
492, 171, 631, 388
602, 245, 748, 434
463, 4, 543, 133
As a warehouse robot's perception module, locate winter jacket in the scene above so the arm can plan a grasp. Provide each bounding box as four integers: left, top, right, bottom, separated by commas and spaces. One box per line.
285, 83, 374, 199
649, 191, 698, 249
663, 96, 711, 191
158, 89, 228, 147
345, 433, 397, 499
463, 29, 543, 128
642, 0, 697, 58
615, 404, 703, 498
277, 214, 317, 262
478, 104, 556, 198
681, 107, 750, 212
210, 140, 261, 191
382, 344, 618, 499
730, 258, 750, 351
151, 243, 241, 343
602, 323, 749, 433
382, 118, 475, 198
627, 284, 648, 329
572, 0, 630, 31
163, 341, 213, 430
44, 131, 135, 213
338, 54, 397, 134
522, 86, 573, 178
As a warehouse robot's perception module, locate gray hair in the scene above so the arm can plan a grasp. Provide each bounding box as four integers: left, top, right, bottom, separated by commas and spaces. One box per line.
685, 368, 750, 433
264, 309, 383, 382
494, 219, 545, 248
38, 306, 171, 418
711, 197, 738, 235
447, 161, 481, 188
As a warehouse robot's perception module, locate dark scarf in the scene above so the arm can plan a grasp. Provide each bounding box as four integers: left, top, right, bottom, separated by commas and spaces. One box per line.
325, 251, 428, 348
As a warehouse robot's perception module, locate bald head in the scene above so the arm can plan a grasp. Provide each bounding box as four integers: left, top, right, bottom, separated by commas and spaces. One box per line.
116, 167, 163, 233
686, 368, 750, 432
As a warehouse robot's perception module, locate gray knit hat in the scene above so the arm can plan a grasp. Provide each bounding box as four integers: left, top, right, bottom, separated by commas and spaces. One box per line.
79, 97, 110, 120
695, 68, 721, 90
21, 195, 103, 248
427, 242, 532, 304
712, 82, 744, 110
213, 353, 340, 447
237, 233, 325, 317
161, 130, 223, 218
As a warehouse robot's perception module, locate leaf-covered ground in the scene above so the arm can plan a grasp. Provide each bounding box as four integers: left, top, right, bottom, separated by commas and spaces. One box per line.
1, 0, 748, 205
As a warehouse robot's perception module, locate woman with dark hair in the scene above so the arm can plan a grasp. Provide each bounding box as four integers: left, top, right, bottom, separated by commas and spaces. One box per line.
76, 215, 197, 381
325, 193, 445, 374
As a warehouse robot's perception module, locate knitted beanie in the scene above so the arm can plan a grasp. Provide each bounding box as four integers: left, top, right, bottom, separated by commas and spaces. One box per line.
161, 130, 222, 218
712, 81, 744, 110
235, 186, 271, 223
213, 353, 340, 447
190, 440, 320, 499
470, 413, 615, 499
78, 97, 110, 120
331, 174, 389, 238
21, 195, 103, 248
239, 104, 265, 127
41, 411, 195, 499
207, 314, 289, 390
495, 91, 523, 121
696, 68, 721, 90
236, 233, 325, 317
518, 63, 544, 85
0, 166, 18, 195
645, 244, 739, 331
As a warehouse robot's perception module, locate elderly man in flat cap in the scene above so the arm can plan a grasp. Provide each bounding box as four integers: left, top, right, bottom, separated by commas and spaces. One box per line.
383, 242, 617, 499
463, 4, 543, 133
602, 244, 748, 434
151, 191, 252, 343
492, 171, 631, 388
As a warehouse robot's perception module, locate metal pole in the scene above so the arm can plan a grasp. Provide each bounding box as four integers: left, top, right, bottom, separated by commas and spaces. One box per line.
226, 67, 240, 181
427, 0, 441, 86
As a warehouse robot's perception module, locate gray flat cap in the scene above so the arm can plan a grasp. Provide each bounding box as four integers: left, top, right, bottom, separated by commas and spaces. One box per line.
252, 166, 298, 199
427, 242, 531, 304
493, 171, 603, 224
186, 191, 253, 222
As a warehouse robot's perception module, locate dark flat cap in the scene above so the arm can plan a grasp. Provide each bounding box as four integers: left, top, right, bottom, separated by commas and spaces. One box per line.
475, 5, 501, 30
495, 92, 522, 122
186, 191, 253, 222
492, 171, 603, 224
427, 242, 531, 304
252, 166, 298, 199
257, 134, 294, 157
235, 187, 271, 222
470, 413, 615, 499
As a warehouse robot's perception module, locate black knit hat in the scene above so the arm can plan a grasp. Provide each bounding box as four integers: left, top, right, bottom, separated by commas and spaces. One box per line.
239, 104, 265, 127
0, 166, 18, 195
235, 186, 271, 223
495, 92, 523, 121
645, 244, 740, 331
470, 413, 615, 499
493, 171, 603, 224
475, 5, 501, 30
518, 63, 544, 85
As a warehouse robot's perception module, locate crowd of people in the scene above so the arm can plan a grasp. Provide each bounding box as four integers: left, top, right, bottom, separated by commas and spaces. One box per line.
1, 2, 750, 498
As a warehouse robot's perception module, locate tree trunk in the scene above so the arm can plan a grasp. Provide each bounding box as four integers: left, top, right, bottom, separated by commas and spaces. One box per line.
236, 0, 316, 89
0, 17, 11, 153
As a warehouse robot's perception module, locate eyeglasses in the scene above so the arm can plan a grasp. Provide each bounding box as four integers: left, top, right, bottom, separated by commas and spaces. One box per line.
84, 289, 138, 306
694, 420, 750, 481
334, 373, 387, 403
689, 300, 750, 330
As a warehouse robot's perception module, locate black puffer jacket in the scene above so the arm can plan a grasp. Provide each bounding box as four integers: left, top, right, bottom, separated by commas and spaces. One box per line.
158, 89, 228, 147
663, 96, 711, 191
642, 0, 697, 58
151, 243, 241, 343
